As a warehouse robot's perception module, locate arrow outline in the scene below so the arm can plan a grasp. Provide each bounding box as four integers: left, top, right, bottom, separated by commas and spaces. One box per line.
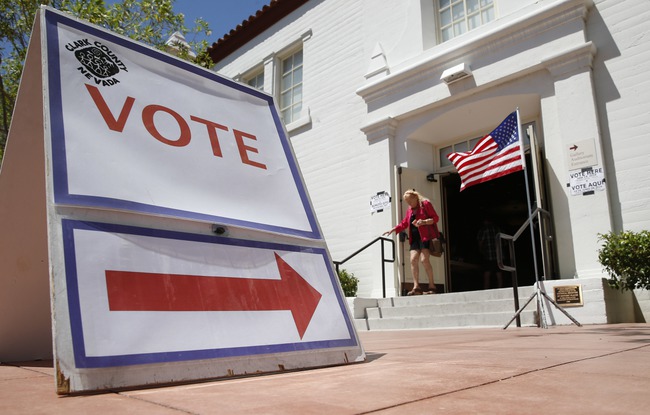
105, 253, 322, 339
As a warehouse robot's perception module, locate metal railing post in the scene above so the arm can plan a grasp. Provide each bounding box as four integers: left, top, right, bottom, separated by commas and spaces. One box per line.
380, 239, 386, 298
334, 237, 395, 298
497, 233, 520, 327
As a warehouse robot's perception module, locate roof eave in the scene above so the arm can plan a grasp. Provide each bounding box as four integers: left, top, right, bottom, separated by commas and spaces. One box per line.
208, 0, 309, 64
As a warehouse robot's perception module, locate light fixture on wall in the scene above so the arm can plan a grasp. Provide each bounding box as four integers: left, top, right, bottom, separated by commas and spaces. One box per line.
426, 173, 451, 182
440, 63, 473, 85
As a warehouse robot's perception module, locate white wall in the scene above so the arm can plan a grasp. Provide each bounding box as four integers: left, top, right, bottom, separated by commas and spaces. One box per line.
213, 0, 650, 299
589, 0, 650, 232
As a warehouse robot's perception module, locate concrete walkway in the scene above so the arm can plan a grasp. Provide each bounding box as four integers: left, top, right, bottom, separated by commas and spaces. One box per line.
1, 323, 649, 414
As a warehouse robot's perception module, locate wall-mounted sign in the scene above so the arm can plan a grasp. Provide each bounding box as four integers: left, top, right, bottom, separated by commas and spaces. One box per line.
554, 284, 583, 307
567, 139, 597, 170
568, 166, 605, 196
370, 191, 391, 213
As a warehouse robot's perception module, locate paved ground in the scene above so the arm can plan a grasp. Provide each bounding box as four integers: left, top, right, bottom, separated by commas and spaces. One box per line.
1, 323, 649, 414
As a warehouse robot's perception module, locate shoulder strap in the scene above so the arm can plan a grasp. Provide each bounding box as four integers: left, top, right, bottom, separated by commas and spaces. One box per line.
422, 199, 435, 218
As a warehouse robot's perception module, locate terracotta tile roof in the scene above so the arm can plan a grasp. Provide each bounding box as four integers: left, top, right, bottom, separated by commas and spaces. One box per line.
208, 0, 309, 64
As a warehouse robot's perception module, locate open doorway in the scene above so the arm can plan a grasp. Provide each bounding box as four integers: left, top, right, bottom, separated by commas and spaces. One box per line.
441, 154, 541, 292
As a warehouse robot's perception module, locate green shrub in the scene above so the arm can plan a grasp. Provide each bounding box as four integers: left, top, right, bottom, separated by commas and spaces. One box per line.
598, 230, 650, 291
337, 268, 359, 297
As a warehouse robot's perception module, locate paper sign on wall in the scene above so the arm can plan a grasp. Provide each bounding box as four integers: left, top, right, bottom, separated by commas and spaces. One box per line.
568, 166, 605, 196
370, 191, 391, 213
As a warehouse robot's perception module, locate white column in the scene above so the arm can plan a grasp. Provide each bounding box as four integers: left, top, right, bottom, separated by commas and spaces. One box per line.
361, 116, 399, 297
542, 42, 612, 278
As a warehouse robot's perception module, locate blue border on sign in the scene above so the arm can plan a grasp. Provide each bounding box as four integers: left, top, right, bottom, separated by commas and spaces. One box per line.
44, 8, 320, 239
62, 219, 357, 368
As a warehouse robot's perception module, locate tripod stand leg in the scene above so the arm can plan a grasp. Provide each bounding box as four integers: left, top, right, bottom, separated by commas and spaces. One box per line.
540, 291, 582, 327
536, 285, 548, 329
503, 291, 537, 329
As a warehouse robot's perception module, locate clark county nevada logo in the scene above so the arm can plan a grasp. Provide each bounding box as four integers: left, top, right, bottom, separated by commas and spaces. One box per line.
66, 39, 128, 86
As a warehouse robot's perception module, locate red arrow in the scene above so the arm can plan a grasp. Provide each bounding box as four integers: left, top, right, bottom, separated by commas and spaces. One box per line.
105, 253, 322, 339
569, 145, 578, 151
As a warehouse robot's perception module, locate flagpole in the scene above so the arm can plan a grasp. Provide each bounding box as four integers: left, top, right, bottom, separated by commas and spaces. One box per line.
517, 108, 544, 325
504, 111, 581, 329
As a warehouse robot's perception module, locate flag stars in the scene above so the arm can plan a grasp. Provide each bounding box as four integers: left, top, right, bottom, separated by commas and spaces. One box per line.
493, 113, 519, 151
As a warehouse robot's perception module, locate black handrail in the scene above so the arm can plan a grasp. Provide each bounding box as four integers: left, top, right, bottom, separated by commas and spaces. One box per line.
496, 206, 552, 327
333, 237, 396, 298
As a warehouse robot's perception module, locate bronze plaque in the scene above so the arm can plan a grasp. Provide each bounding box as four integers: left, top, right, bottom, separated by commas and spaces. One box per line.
554, 285, 583, 307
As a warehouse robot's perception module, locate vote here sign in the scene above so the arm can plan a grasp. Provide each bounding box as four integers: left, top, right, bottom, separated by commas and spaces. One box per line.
45, 8, 318, 238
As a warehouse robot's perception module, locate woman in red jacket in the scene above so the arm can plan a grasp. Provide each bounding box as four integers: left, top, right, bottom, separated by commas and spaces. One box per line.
384, 189, 439, 295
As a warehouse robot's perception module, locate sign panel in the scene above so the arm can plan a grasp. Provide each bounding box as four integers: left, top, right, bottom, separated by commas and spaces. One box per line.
12, 7, 366, 394
62, 220, 356, 368
370, 191, 391, 213
45, 9, 318, 238
554, 285, 584, 307
569, 166, 605, 196
0, 16, 52, 362
566, 139, 597, 170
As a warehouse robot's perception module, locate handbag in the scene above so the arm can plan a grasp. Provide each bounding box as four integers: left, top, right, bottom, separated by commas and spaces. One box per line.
429, 238, 443, 257
429, 222, 443, 257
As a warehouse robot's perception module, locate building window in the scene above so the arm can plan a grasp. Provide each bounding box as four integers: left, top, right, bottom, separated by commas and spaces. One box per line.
438, 0, 495, 42
440, 139, 479, 168
279, 49, 303, 124
246, 72, 264, 91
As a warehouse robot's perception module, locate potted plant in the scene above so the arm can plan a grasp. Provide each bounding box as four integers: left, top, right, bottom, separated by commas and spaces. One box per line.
598, 230, 650, 291
337, 268, 359, 297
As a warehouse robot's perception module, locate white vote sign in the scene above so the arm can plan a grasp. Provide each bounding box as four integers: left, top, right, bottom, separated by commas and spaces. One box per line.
569, 166, 605, 196
0, 6, 364, 395
47, 9, 318, 238
370, 191, 391, 213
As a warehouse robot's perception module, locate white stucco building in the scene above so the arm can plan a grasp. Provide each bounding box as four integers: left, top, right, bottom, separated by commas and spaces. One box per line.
208, 0, 650, 319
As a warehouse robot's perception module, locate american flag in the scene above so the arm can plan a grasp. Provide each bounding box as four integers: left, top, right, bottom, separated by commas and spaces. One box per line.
447, 111, 524, 191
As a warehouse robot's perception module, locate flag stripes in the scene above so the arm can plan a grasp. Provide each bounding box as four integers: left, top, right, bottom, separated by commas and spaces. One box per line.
447, 111, 524, 191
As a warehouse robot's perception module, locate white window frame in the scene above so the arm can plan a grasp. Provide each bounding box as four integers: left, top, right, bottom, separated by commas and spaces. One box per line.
278, 48, 304, 126
437, 0, 496, 43
236, 30, 312, 132
244, 70, 265, 91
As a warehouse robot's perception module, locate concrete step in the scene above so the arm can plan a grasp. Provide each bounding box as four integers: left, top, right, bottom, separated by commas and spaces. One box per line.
366, 298, 531, 319
366, 310, 536, 330
350, 287, 539, 331
379, 286, 536, 308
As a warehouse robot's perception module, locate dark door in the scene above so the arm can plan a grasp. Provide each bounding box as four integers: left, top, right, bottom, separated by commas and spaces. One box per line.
441, 156, 540, 292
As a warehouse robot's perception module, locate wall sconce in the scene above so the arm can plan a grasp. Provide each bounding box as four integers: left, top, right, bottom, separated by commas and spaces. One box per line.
426, 173, 451, 182
440, 63, 473, 84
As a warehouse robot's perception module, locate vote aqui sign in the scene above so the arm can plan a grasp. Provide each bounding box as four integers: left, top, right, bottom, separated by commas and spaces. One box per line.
0, 7, 364, 394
